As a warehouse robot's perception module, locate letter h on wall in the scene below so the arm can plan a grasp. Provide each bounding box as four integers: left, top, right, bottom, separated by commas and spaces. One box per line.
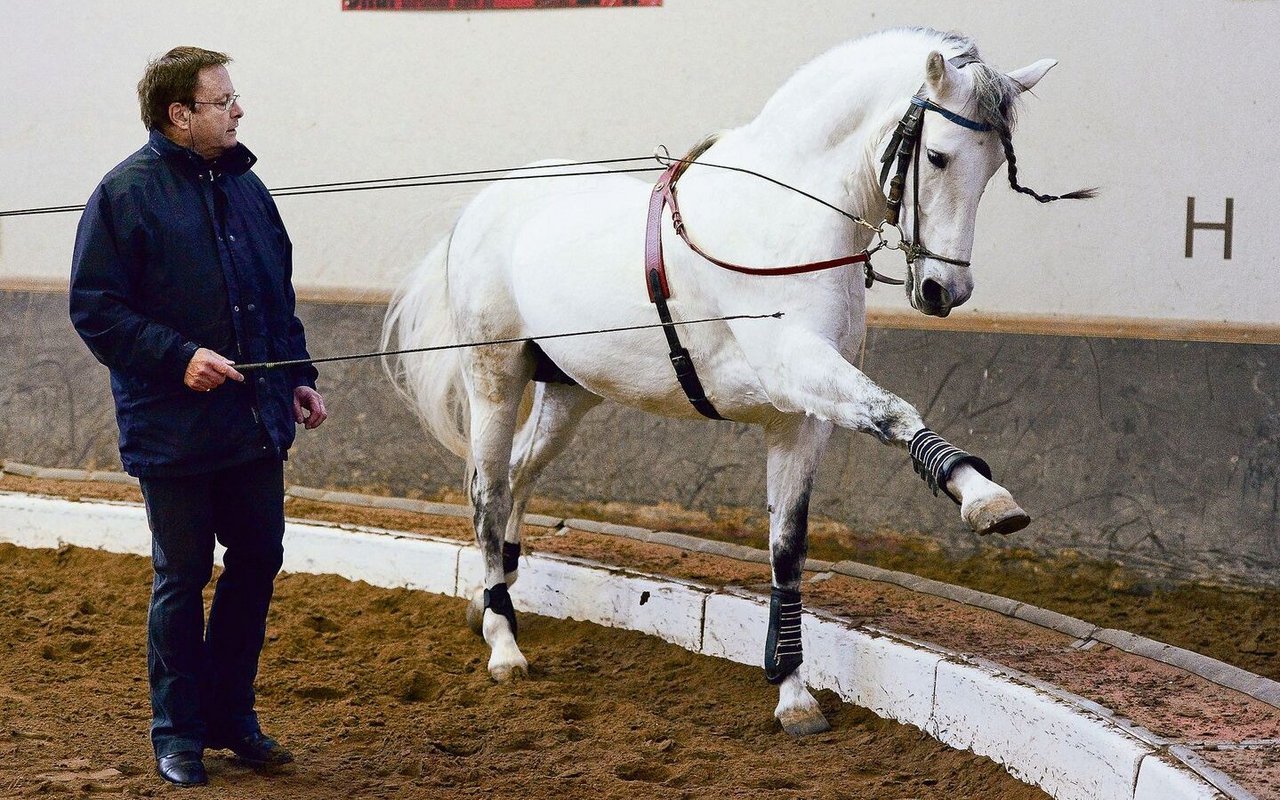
1185, 197, 1233, 260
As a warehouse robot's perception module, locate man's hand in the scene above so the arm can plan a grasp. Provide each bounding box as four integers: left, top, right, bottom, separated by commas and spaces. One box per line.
184, 348, 245, 392
293, 386, 328, 430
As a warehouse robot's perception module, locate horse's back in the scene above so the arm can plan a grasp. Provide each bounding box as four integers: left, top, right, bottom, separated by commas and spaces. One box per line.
446, 159, 804, 420
444, 161, 730, 412
448, 161, 652, 331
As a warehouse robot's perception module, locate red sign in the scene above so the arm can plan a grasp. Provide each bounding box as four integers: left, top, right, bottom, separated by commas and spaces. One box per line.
344, 0, 660, 9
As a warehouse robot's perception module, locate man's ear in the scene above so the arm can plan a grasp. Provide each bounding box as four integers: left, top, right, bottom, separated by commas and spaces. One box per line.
167, 101, 191, 130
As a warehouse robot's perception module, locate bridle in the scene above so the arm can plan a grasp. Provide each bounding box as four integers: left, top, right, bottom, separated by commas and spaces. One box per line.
649, 54, 996, 305
876, 53, 994, 277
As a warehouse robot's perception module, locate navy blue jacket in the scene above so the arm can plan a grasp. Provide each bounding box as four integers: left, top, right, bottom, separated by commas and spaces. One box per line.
70, 129, 318, 478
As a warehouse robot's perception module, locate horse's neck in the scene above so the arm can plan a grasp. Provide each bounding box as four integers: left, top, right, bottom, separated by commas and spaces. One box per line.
678, 136, 867, 265
675, 34, 941, 266
751, 33, 940, 153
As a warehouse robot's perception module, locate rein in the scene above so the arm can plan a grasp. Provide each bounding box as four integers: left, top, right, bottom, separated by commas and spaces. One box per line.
645, 57, 996, 421
0, 158, 666, 218
236, 312, 782, 372
652, 159, 889, 283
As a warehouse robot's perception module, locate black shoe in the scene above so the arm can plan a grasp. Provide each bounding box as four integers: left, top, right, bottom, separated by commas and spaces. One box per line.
156, 751, 208, 787
208, 731, 294, 766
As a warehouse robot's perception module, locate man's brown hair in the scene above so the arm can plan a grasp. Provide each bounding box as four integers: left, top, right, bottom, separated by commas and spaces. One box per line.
136, 46, 231, 130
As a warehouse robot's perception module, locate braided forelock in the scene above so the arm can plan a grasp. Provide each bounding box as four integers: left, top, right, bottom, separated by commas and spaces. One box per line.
1000, 131, 1097, 203
971, 66, 1017, 134
970, 52, 1097, 203
937, 33, 1096, 204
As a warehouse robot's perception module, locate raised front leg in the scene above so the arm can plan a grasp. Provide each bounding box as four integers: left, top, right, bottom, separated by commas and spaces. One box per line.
911, 428, 1031, 535
754, 330, 1028, 535
763, 414, 832, 736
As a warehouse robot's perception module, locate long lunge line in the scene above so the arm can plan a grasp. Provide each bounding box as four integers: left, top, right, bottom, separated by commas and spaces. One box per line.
235, 312, 783, 372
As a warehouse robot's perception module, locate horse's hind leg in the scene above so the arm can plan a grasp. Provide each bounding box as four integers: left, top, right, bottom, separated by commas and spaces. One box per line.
466, 381, 601, 634
764, 414, 832, 736
505, 381, 601, 576
463, 343, 532, 682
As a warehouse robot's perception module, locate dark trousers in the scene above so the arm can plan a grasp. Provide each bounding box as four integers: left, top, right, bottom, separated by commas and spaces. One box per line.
140, 457, 285, 758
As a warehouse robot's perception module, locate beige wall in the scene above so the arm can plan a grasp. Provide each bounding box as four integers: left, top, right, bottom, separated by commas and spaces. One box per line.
1, 0, 1277, 329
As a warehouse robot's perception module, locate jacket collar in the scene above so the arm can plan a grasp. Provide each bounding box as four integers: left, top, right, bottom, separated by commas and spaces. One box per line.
147, 128, 257, 179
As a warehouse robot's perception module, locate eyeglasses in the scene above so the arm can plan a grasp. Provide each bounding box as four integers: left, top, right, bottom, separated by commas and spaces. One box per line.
192, 94, 239, 112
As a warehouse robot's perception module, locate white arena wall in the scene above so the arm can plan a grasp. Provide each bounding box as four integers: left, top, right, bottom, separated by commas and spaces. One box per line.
1, 0, 1277, 336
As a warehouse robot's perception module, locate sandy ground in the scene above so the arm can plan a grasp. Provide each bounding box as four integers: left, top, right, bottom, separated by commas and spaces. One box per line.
0, 542, 1048, 800
3, 472, 1279, 798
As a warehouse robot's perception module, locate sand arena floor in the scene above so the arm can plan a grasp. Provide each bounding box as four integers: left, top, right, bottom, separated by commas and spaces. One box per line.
3, 472, 1279, 798
0, 540, 1048, 799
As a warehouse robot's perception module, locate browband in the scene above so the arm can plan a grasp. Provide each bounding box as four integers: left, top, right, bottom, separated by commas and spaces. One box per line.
910, 96, 992, 132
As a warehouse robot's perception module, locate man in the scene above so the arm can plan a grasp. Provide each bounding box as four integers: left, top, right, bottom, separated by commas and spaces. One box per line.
69, 47, 327, 788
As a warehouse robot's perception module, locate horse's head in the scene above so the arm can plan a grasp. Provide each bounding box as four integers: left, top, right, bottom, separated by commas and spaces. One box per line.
888, 50, 1084, 317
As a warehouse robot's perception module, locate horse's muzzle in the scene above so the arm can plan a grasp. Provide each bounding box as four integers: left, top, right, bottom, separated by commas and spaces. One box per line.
912, 266, 972, 318
921, 278, 953, 316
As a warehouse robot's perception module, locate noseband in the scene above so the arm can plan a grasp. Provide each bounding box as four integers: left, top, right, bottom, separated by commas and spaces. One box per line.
877, 54, 993, 273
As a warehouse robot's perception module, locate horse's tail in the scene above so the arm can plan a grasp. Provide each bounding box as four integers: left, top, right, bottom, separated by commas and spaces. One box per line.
381, 231, 471, 459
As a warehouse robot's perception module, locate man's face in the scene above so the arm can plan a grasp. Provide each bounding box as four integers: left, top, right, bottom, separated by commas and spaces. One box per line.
186, 65, 242, 160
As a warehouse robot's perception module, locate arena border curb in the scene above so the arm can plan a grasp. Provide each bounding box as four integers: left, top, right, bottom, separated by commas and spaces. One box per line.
0, 489, 1246, 800
284, 481, 1280, 710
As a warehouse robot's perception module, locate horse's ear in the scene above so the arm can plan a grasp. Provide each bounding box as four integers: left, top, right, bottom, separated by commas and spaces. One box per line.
1006, 59, 1058, 93
924, 51, 956, 96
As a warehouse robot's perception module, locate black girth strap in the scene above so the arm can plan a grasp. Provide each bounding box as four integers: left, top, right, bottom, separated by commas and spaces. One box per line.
646, 270, 725, 420
645, 168, 726, 420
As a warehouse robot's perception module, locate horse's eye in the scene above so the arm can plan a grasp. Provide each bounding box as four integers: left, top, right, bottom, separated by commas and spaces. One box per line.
926, 149, 949, 169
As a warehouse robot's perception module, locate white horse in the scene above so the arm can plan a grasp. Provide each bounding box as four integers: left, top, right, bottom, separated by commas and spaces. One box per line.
383, 27, 1089, 736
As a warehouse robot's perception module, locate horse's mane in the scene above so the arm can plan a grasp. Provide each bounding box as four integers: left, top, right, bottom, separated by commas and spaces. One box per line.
727, 28, 1020, 218
676, 133, 722, 178
691, 27, 1091, 221
788, 27, 1092, 209
750, 28, 1020, 136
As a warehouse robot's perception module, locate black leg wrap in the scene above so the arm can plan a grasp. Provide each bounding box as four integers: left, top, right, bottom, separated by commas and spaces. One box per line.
764, 586, 804, 685
483, 583, 518, 641
503, 541, 521, 575
909, 428, 993, 505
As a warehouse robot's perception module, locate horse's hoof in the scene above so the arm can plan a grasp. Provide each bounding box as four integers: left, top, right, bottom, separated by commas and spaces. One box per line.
965, 495, 1031, 536
777, 708, 831, 737
465, 589, 485, 637
488, 658, 529, 682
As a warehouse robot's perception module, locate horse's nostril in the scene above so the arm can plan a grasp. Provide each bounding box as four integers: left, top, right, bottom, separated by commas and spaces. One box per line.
921, 279, 951, 310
